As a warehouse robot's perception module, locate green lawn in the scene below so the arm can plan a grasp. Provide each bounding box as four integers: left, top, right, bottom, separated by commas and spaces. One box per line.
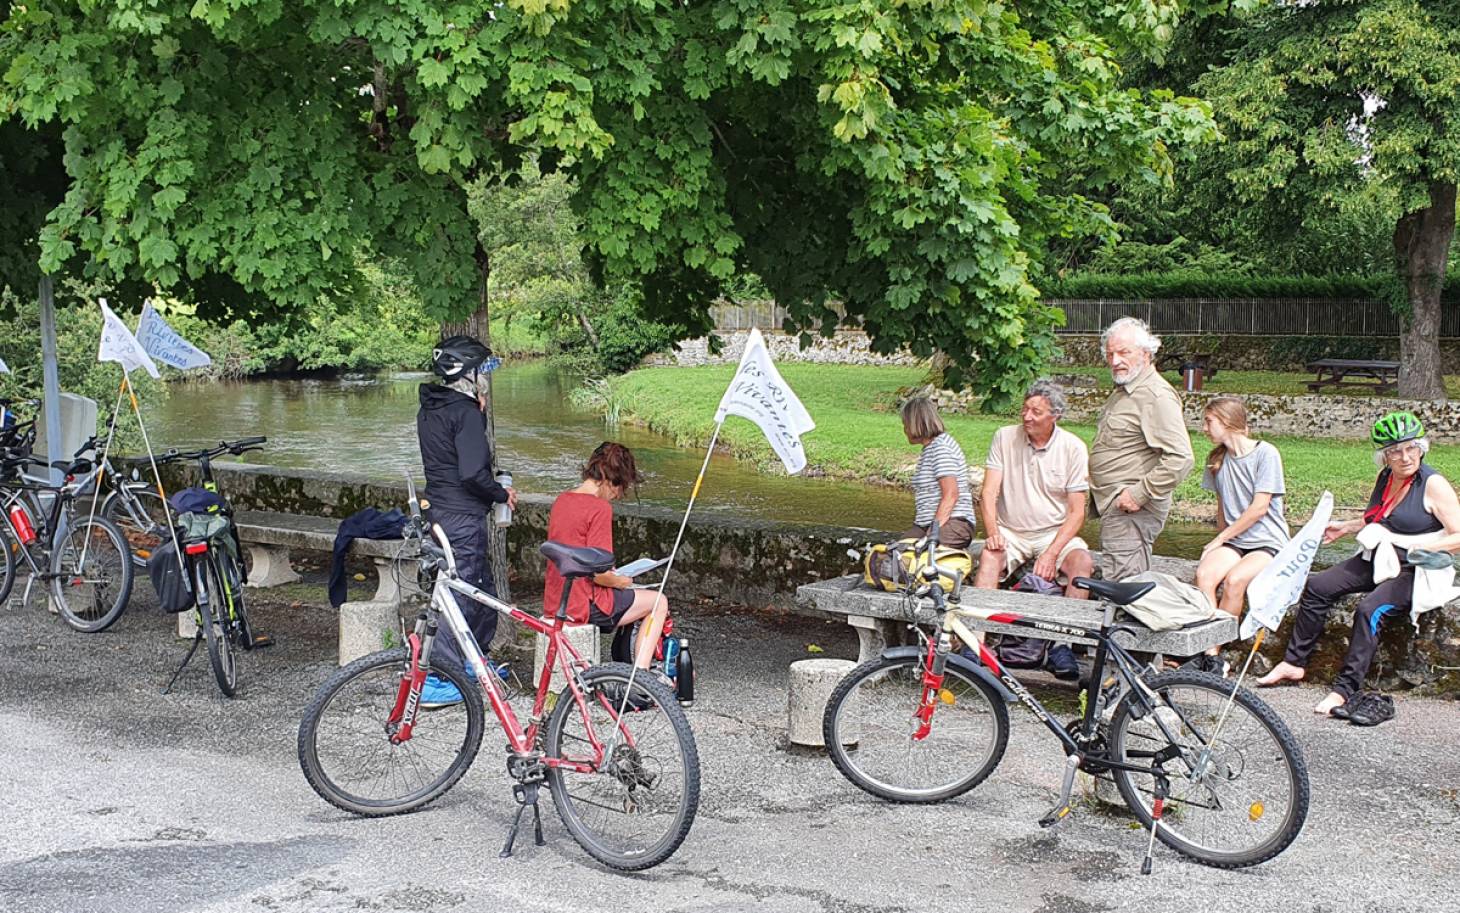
606, 363, 1460, 519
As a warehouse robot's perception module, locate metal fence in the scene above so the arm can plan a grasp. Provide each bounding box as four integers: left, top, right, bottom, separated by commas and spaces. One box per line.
713, 298, 1459, 337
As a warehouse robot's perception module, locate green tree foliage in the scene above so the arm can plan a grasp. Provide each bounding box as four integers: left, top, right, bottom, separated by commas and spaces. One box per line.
0, 283, 164, 451
1170, 0, 1460, 399
3, 1, 1228, 408
472, 163, 676, 372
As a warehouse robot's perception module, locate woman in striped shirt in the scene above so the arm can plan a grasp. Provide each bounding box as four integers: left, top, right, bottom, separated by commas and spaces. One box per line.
901, 397, 977, 549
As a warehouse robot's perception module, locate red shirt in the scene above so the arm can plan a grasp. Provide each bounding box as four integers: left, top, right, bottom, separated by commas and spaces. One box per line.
543, 491, 615, 624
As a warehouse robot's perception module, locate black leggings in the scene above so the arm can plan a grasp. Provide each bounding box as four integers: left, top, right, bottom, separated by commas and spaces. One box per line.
1283, 555, 1412, 700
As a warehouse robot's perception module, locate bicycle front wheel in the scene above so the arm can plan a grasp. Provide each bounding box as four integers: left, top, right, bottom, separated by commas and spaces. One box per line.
199, 557, 238, 697
823, 654, 1009, 803
1109, 670, 1310, 868
102, 485, 169, 567
298, 647, 485, 816
0, 525, 15, 605
50, 515, 134, 633
544, 662, 700, 871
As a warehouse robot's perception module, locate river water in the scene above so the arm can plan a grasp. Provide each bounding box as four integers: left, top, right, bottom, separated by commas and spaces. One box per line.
152, 362, 1212, 557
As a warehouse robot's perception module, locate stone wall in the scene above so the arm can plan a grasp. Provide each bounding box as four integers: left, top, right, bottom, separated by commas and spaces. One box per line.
1054, 332, 1460, 373
644, 329, 923, 368
159, 462, 892, 608
931, 381, 1460, 442
161, 462, 1460, 696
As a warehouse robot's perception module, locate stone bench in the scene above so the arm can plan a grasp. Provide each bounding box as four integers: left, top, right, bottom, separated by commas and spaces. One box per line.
795, 574, 1237, 665
176, 510, 423, 662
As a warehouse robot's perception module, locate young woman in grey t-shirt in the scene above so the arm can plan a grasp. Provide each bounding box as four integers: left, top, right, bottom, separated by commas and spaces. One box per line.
1194, 396, 1290, 625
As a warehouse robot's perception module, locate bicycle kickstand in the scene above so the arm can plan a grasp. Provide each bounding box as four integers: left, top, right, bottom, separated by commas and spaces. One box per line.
499, 783, 546, 859
1141, 775, 1170, 875
1038, 754, 1081, 829
162, 632, 204, 695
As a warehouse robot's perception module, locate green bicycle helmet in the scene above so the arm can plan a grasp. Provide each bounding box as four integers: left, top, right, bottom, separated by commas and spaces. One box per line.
1371, 411, 1425, 448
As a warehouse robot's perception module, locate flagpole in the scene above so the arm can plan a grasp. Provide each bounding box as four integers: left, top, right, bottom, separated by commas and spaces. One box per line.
122, 373, 185, 572
611, 419, 724, 726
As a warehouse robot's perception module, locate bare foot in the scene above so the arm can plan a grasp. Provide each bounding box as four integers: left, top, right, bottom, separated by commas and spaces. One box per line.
1256, 661, 1305, 687
1313, 692, 1346, 716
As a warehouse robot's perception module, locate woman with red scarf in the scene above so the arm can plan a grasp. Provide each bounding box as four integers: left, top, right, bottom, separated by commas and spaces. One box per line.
1258, 412, 1460, 719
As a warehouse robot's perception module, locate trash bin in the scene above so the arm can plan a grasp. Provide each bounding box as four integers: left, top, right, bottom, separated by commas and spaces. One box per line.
1181, 362, 1205, 392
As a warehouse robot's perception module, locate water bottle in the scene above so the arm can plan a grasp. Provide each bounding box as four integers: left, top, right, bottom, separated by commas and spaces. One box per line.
7, 503, 36, 545
675, 639, 694, 706
662, 636, 680, 681
493, 471, 512, 527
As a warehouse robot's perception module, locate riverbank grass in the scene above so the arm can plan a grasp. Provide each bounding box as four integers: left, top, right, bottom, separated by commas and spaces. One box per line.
604, 364, 1460, 518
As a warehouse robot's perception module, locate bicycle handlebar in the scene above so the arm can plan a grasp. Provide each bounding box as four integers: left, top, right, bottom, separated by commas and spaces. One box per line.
157, 437, 269, 464
430, 523, 458, 577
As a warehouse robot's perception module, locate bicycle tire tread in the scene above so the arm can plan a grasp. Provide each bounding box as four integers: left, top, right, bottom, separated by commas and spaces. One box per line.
543, 662, 701, 871
1110, 669, 1310, 869
822, 654, 1010, 804
297, 648, 485, 818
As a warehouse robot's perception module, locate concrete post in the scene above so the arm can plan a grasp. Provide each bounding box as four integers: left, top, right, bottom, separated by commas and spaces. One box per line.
38, 277, 63, 483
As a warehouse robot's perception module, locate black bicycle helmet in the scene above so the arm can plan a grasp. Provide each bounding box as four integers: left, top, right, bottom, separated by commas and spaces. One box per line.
1371, 411, 1425, 448
431, 335, 493, 381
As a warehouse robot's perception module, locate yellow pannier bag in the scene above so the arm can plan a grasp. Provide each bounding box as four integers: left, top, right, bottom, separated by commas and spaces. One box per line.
862, 538, 974, 593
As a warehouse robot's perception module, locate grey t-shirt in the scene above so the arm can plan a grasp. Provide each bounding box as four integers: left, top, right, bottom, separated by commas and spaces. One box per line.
1200, 440, 1290, 551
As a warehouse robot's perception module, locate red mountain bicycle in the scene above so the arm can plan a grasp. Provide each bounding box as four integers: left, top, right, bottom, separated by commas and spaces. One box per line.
297, 482, 699, 871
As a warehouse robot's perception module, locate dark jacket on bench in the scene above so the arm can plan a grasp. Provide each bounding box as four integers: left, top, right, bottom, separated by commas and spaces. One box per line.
416, 384, 510, 515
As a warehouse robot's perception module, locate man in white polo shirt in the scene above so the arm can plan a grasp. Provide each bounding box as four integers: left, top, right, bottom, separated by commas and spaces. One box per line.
975, 379, 1095, 679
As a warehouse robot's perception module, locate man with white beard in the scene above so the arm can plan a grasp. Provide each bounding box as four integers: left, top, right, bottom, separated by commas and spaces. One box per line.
1088, 317, 1194, 581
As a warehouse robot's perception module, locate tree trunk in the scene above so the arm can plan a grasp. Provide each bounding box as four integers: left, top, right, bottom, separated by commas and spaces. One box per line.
1393, 180, 1456, 401
439, 243, 513, 606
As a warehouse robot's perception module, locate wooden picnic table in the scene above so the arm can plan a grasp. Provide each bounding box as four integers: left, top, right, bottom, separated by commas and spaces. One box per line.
1306, 358, 1399, 394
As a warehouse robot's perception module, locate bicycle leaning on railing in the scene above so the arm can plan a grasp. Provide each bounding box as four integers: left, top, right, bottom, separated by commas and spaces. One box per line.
297, 478, 700, 871
157, 437, 267, 698
0, 416, 135, 632
821, 522, 1311, 872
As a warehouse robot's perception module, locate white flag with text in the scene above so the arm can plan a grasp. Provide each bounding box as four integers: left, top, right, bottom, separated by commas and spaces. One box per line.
714, 328, 815, 474
97, 299, 161, 379
1240, 491, 1334, 639
136, 301, 212, 370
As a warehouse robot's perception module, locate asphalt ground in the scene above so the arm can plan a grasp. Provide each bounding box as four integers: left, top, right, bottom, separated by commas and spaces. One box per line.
2, 564, 1458, 913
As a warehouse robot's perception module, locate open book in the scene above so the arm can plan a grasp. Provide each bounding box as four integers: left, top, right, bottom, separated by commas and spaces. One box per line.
614, 556, 669, 578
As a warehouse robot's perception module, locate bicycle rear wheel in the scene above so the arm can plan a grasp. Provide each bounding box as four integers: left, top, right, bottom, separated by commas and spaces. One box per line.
1109, 669, 1310, 868
543, 662, 700, 871
102, 485, 169, 567
823, 654, 1009, 803
198, 557, 238, 697
299, 647, 485, 816
50, 515, 134, 633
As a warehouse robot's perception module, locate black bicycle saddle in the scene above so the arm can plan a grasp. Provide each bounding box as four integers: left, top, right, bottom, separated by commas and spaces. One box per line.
539, 541, 615, 578
1072, 577, 1156, 606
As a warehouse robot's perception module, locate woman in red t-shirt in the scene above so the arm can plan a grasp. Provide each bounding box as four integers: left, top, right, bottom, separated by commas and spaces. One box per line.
543, 442, 668, 668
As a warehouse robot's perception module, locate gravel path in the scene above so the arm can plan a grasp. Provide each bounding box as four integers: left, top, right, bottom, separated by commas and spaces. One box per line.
2, 570, 1458, 913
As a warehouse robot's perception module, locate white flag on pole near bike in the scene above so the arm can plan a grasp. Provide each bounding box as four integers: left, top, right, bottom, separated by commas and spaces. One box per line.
1240, 491, 1334, 639
97, 299, 161, 379
714, 328, 815, 474
136, 300, 211, 370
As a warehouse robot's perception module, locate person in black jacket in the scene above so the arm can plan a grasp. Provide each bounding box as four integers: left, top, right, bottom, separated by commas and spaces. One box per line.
416, 335, 517, 707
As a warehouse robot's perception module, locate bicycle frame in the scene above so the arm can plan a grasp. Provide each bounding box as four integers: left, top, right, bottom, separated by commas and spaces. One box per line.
1, 479, 79, 576
913, 594, 1196, 780
405, 566, 631, 776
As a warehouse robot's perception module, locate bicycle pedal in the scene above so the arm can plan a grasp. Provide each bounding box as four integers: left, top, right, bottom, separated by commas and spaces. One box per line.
1038, 804, 1073, 829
